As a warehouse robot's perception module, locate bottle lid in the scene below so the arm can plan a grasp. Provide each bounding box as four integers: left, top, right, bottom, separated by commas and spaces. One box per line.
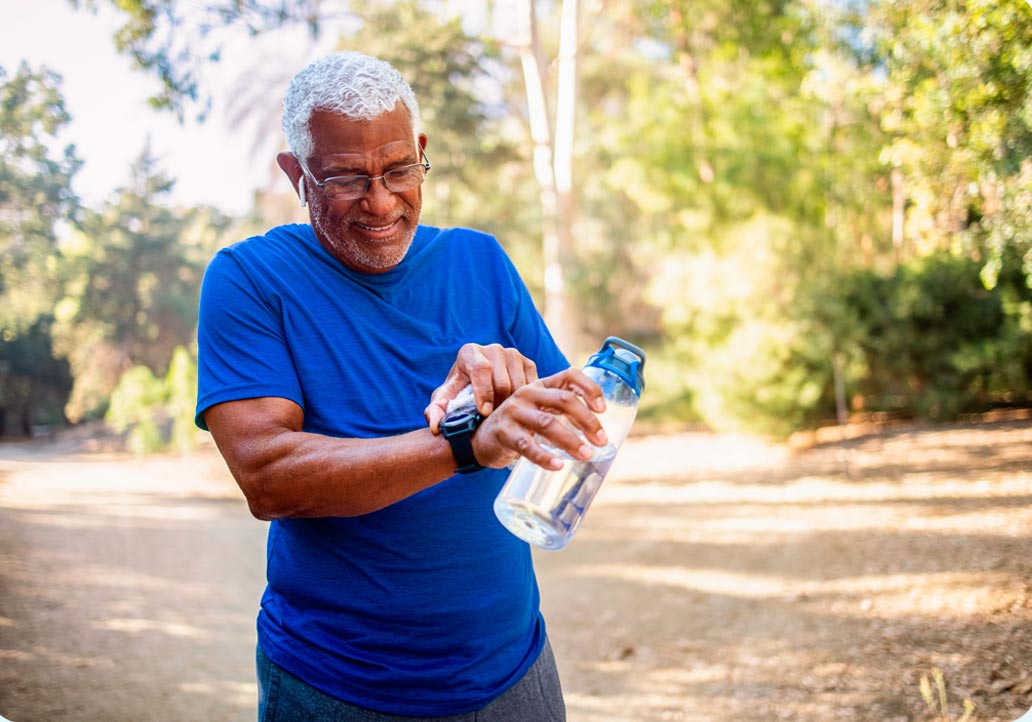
585, 336, 646, 396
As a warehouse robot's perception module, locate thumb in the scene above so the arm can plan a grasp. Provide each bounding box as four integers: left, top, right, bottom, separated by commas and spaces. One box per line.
425, 402, 446, 435
424, 377, 471, 434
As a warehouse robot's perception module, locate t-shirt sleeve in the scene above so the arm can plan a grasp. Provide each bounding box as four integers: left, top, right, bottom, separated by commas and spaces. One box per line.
194, 248, 304, 430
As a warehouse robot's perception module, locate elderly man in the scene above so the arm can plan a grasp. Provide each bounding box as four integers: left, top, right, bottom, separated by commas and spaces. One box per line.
195, 51, 607, 721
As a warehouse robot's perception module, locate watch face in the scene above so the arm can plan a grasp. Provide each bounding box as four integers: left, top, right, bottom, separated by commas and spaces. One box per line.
442, 409, 480, 434
443, 409, 475, 426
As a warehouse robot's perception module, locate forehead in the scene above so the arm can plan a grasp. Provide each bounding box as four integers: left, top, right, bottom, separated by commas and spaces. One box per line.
307, 104, 415, 161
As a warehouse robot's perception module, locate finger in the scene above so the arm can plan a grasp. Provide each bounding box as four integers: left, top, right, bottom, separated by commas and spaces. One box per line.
502, 347, 533, 395
494, 385, 603, 460
509, 432, 567, 471
485, 421, 571, 471
522, 355, 539, 384
534, 386, 608, 450
472, 344, 511, 409
424, 403, 446, 434
526, 407, 596, 463
424, 374, 473, 433
533, 368, 607, 417
462, 349, 497, 417
542, 368, 606, 414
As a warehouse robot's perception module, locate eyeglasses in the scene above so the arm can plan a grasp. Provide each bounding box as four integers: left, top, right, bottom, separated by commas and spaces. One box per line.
295, 150, 430, 201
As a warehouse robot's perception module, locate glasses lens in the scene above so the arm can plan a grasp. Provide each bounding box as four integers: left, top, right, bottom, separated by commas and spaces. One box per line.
383, 165, 427, 192
323, 177, 368, 200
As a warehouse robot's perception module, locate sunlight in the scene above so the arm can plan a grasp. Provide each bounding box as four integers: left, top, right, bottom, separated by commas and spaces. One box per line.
93, 617, 208, 639
179, 680, 255, 708
567, 563, 1022, 621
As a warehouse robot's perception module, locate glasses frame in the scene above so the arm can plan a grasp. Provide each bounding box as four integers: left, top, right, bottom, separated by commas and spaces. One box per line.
294, 149, 431, 201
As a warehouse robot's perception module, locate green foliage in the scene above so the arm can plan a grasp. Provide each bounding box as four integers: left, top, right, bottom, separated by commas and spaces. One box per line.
0, 62, 81, 335
69, 0, 326, 119
840, 254, 1031, 420
0, 63, 81, 435
53, 146, 230, 422
0, 317, 74, 436
106, 364, 167, 455
340, 0, 527, 238
60, 0, 1032, 436
166, 345, 199, 455
105, 345, 201, 455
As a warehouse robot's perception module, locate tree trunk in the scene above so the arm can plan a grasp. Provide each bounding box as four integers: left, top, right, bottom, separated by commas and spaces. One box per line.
515, 0, 581, 357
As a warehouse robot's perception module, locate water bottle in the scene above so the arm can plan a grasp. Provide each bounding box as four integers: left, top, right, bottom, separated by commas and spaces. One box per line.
493, 337, 646, 550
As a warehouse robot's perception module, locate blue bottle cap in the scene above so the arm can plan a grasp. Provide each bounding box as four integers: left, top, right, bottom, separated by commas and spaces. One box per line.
585, 337, 646, 396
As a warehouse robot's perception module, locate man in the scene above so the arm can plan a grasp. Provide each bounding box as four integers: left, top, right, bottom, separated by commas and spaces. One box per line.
195, 51, 608, 721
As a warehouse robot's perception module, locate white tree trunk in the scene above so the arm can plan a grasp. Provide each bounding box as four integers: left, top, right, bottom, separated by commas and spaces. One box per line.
514, 0, 580, 357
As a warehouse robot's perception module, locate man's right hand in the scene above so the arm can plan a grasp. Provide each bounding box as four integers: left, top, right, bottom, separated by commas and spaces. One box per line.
471, 368, 608, 471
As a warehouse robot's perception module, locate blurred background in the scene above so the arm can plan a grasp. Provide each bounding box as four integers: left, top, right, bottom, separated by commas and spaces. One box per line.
2, 0, 1030, 447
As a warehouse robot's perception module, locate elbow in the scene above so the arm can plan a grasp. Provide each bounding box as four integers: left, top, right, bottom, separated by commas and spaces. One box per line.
235, 465, 292, 521
246, 497, 279, 522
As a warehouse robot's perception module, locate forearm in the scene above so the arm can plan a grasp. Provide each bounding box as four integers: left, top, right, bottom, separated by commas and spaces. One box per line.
208, 403, 460, 520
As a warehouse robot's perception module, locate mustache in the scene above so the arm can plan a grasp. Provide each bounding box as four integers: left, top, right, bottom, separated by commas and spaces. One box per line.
347, 210, 408, 225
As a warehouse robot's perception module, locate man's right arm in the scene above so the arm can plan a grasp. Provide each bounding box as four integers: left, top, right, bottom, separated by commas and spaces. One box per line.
204, 367, 608, 521
204, 396, 464, 520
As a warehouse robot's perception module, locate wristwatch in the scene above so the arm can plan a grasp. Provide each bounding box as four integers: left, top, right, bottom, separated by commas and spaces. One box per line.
440, 407, 485, 474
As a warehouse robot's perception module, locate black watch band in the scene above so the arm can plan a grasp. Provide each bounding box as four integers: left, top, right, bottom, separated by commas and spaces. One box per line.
440, 409, 484, 474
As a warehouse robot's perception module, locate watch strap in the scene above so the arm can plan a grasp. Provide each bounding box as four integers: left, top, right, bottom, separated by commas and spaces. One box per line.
446, 422, 483, 474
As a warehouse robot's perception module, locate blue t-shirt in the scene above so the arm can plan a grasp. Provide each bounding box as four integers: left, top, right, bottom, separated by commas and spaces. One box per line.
195, 223, 568, 716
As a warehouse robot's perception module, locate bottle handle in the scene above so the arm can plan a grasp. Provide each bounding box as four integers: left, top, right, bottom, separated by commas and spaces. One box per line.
601, 336, 646, 368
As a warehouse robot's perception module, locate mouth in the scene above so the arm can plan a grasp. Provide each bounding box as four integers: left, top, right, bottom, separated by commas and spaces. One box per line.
354, 217, 403, 239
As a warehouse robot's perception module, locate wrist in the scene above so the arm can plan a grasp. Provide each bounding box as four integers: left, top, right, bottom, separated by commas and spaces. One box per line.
440, 408, 484, 474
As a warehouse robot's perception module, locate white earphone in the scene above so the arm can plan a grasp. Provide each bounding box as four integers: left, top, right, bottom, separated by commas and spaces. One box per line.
298, 180, 307, 207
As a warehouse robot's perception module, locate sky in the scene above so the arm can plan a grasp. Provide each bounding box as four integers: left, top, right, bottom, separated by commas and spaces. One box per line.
0, 0, 336, 216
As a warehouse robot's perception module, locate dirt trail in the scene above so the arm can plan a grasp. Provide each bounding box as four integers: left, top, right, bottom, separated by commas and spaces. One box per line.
1, 418, 1031, 722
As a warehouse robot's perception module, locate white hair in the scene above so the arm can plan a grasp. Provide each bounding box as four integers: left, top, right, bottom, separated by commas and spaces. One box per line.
282, 51, 421, 161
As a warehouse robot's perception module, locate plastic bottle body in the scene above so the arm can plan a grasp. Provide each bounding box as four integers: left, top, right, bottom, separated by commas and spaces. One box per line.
493, 364, 640, 550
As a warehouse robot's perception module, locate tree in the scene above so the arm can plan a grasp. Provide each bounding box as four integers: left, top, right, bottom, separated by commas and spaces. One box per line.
68, 0, 333, 119
0, 62, 81, 335
0, 63, 81, 434
0, 317, 74, 436
861, 0, 1032, 264
54, 146, 231, 421
72, 0, 593, 350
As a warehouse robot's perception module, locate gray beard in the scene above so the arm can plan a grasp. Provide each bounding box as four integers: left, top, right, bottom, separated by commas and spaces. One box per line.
310, 206, 415, 271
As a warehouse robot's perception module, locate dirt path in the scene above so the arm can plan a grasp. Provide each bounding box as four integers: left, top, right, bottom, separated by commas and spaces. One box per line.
1, 418, 1031, 722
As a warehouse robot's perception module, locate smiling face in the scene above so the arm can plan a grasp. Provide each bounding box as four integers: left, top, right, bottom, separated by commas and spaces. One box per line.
300, 104, 427, 274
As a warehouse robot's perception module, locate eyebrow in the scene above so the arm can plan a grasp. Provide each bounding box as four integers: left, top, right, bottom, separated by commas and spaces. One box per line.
319, 149, 419, 177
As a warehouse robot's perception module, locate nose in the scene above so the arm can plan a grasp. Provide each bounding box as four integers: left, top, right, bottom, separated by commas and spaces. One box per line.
361, 176, 398, 217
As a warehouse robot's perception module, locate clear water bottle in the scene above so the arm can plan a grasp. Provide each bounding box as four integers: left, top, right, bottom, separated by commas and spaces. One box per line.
494, 337, 646, 550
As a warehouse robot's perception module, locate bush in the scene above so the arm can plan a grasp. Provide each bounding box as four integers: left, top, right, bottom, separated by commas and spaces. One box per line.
842, 254, 1029, 420
104, 346, 200, 455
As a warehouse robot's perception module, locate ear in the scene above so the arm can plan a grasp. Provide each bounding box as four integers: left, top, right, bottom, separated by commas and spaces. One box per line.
418, 133, 428, 153
277, 152, 306, 207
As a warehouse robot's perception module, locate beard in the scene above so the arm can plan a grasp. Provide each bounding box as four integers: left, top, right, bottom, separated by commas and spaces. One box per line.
308, 194, 419, 272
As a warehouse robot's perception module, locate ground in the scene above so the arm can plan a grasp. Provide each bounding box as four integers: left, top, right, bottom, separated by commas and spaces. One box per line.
0, 415, 1030, 722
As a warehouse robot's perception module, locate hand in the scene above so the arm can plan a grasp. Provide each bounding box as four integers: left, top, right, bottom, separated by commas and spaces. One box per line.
425, 344, 539, 434
471, 368, 608, 470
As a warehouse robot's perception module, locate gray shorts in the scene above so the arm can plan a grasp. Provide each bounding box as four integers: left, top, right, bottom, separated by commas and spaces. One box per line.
256, 641, 566, 722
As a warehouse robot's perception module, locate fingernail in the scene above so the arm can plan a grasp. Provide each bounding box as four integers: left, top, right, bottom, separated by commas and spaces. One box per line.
596, 430, 609, 445
578, 445, 593, 459
592, 399, 606, 412
481, 402, 493, 416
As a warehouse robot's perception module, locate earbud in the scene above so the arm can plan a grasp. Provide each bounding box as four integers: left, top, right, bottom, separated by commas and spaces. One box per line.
298, 180, 307, 207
